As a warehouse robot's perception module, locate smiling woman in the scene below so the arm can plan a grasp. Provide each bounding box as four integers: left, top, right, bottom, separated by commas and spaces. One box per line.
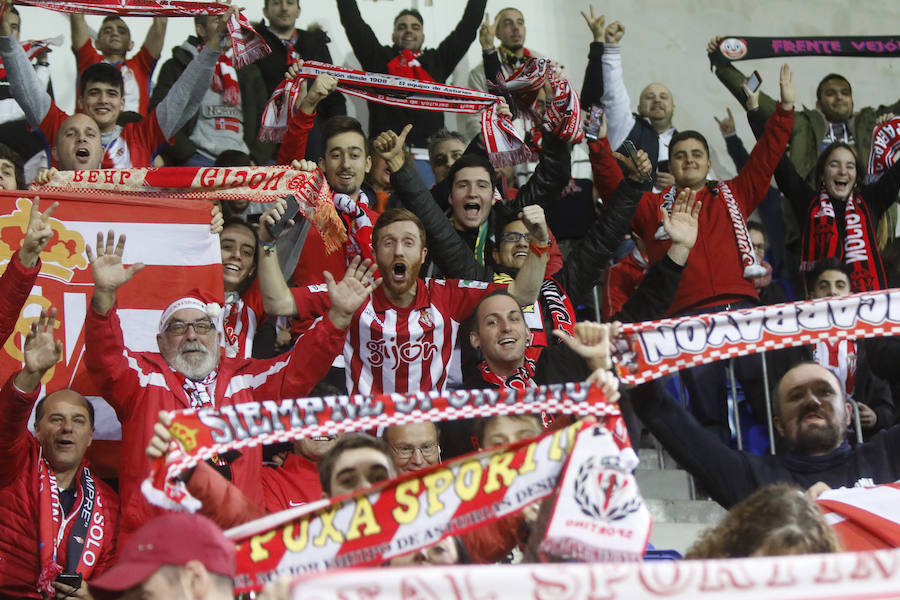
752, 102, 900, 292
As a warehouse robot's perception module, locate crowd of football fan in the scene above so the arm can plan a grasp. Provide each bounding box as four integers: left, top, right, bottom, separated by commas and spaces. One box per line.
2, 0, 900, 597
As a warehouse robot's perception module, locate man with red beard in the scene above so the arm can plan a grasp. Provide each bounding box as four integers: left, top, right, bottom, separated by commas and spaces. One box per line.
84, 231, 377, 536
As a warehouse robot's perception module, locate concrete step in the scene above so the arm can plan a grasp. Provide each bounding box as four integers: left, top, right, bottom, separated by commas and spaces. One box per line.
634, 469, 694, 500
645, 498, 727, 524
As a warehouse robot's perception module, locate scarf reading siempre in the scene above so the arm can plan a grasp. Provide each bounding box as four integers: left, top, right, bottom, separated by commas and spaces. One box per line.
37, 457, 107, 595
260, 61, 531, 167
37, 165, 347, 252
713, 36, 900, 62
801, 188, 885, 291
14, 1, 268, 68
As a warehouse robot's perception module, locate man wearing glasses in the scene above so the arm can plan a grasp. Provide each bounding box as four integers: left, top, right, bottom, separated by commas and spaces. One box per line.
84, 231, 375, 537
382, 422, 440, 474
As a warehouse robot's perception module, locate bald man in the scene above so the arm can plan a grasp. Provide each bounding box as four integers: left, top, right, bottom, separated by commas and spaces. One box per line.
594, 16, 677, 190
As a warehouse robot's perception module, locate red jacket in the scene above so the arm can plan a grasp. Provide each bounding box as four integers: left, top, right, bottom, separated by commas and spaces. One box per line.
592, 105, 794, 315
0, 375, 119, 598
85, 303, 347, 537
186, 452, 323, 529
602, 249, 648, 322
0, 253, 40, 349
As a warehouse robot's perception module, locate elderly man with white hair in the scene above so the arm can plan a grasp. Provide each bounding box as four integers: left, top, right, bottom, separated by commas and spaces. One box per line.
84, 231, 377, 538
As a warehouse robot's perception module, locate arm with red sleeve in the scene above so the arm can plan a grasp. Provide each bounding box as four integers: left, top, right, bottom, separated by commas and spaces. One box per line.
588, 136, 624, 201
187, 462, 267, 529
0, 373, 40, 489
728, 104, 794, 214
84, 304, 154, 420
276, 109, 315, 164
0, 252, 40, 346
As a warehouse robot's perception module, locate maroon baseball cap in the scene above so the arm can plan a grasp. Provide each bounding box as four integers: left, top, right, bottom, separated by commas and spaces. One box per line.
90, 513, 236, 591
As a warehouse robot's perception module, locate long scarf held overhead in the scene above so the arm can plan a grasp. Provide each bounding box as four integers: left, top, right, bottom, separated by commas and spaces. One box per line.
613, 289, 900, 385
801, 190, 885, 291
224, 416, 647, 593
141, 382, 613, 511
0, 36, 61, 79
259, 61, 531, 167
503, 58, 584, 148
37, 458, 108, 596
713, 36, 900, 62
37, 166, 347, 252
15, 0, 268, 68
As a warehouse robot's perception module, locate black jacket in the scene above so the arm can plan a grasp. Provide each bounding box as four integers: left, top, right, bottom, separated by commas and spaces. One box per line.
148, 38, 275, 164
252, 20, 346, 120
336, 0, 486, 146
633, 379, 900, 509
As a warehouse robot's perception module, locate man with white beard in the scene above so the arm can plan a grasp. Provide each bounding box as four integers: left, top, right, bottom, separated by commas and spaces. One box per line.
84, 231, 377, 537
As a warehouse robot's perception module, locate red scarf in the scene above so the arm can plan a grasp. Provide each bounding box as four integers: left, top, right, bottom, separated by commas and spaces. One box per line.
478, 346, 541, 390
210, 48, 241, 105
333, 192, 375, 266
182, 368, 218, 408
505, 58, 583, 146
386, 49, 434, 82
0, 36, 59, 79
801, 188, 885, 291
37, 457, 106, 595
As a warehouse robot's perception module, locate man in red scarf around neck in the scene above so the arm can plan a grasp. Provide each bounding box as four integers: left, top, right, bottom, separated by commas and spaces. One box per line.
336, 0, 486, 148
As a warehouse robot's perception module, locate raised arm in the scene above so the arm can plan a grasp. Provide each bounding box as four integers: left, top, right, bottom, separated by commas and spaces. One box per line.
336, 0, 393, 72
142, 16, 168, 59
0, 24, 50, 127
506, 205, 549, 306
428, 0, 487, 81
578, 4, 605, 108
69, 13, 91, 52
277, 68, 338, 164
0, 308, 60, 488
597, 16, 633, 151
154, 9, 238, 139
707, 36, 778, 120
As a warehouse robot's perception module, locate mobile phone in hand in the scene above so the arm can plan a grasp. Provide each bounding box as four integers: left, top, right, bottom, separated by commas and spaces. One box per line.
622, 140, 650, 183
584, 105, 605, 141
56, 573, 83, 590
266, 194, 301, 239
745, 70, 762, 93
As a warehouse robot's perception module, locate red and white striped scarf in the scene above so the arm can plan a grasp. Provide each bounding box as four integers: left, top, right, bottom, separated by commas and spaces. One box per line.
0, 36, 60, 79
504, 58, 584, 146
259, 61, 530, 166
13, 1, 268, 68
210, 47, 241, 105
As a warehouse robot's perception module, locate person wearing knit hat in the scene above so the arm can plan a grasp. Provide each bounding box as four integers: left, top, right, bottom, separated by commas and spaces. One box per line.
84, 230, 379, 537
90, 513, 235, 598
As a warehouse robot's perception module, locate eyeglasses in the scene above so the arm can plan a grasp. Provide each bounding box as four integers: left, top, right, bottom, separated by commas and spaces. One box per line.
391, 442, 439, 459
500, 231, 531, 244
165, 319, 215, 335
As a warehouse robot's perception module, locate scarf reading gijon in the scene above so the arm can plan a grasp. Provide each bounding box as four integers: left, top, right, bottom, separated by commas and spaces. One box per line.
37, 165, 347, 253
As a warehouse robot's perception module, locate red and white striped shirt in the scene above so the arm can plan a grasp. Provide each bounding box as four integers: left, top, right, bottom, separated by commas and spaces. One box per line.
222, 282, 264, 359
345, 279, 501, 395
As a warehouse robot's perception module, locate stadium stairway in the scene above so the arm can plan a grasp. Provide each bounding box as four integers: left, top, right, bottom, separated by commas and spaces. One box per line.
636, 440, 727, 555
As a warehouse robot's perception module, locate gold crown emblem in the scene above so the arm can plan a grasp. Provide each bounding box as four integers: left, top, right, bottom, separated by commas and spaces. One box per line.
170, 422, 200, 453
0, 197, 87, 282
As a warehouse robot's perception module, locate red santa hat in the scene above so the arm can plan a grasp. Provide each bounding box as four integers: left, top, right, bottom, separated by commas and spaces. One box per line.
159, 288, 223, 334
